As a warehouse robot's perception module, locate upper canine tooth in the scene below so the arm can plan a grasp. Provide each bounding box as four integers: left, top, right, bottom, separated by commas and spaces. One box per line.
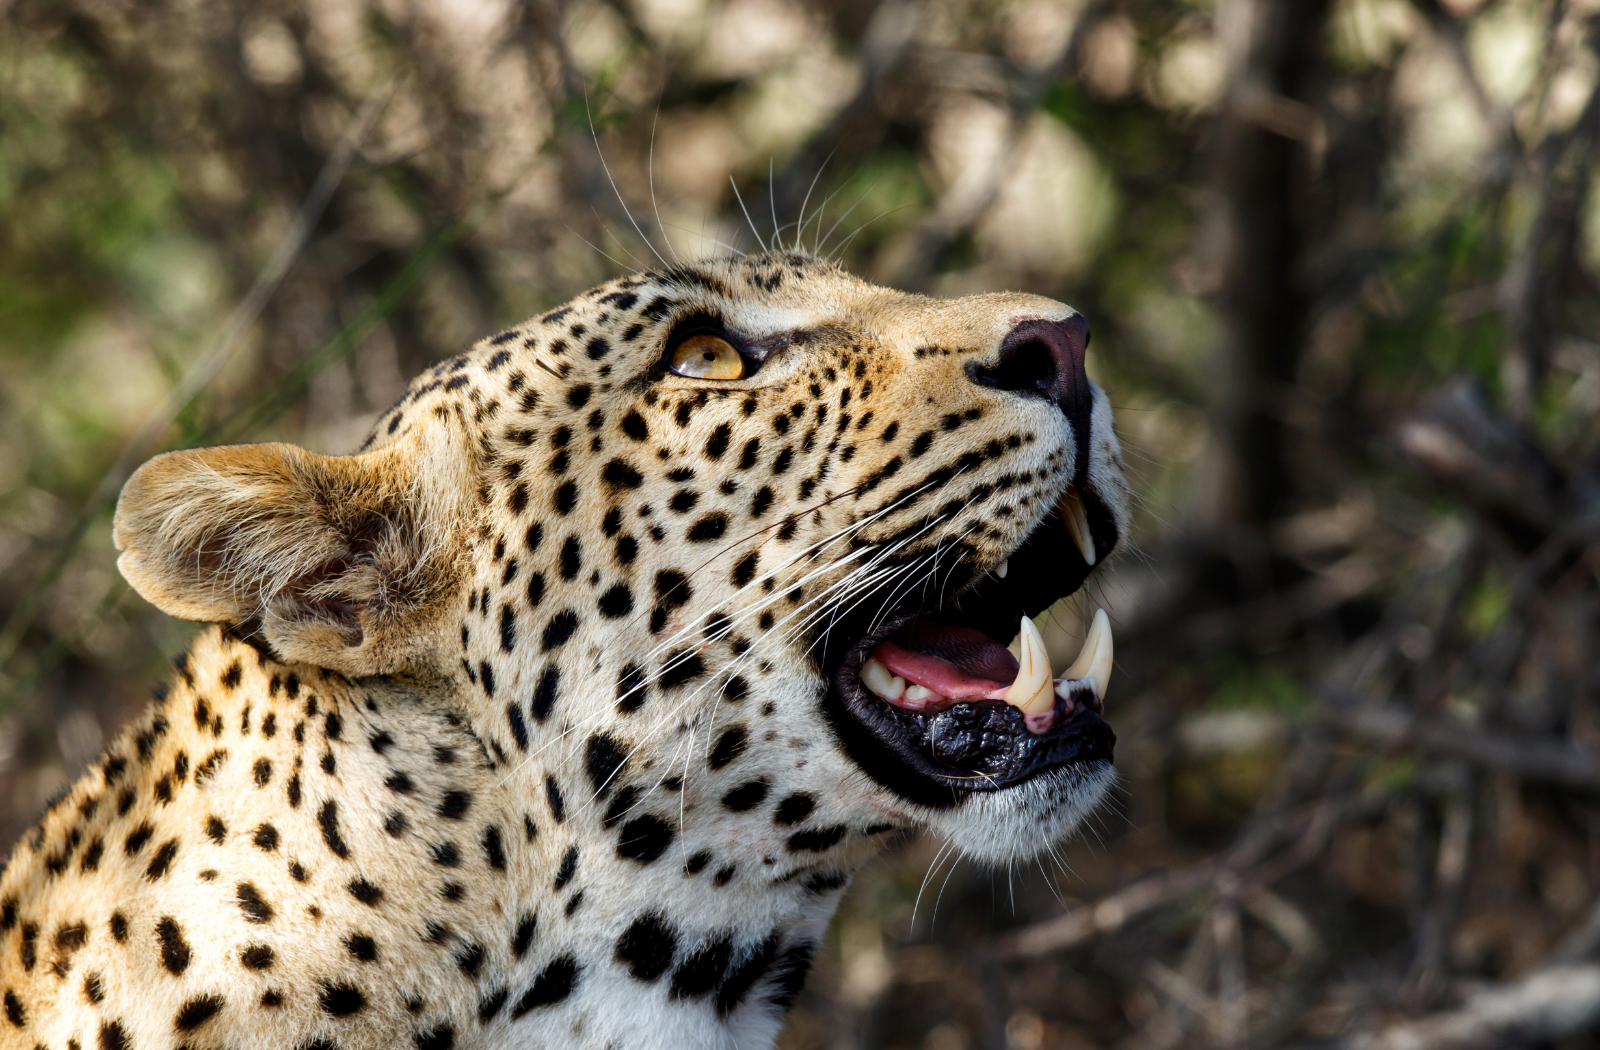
1062, 608, 1113, 701
861, 658, 906, 700
1060, 487, 1096, 567
1004, 615, 1055, 714
996, 558, 1009, 579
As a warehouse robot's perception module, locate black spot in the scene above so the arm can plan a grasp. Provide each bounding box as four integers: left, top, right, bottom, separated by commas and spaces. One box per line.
598, 583, 634, 618
615, 535, 639, 564
911, 431, 934, 457
124, 822, 154, 855
541, 610, 578, 651
585, 336, 611, 359
670, 936, 732, 1000
787, 825, 849, 852
687, 513, 728, 542
545, 775, 566, 822
512, 912, 537, 959
348, 878, 383, 906
319, 800, 351, 858
510, 954, 579, 1017
721, 781, 769, 812
478, 986, 510, 1023
559, 536, 582, 578
253, 823, 279, 851
553, 845, 580, 892
684, 850, 712, 875
499, 605, 517, 652
3, 990, 23, 1026
705, 423, 732, 460
616, 663, 646, 713
287, 772, 302, 808
585, 734, 628, 796
415, 1022, 456, 1050
205, 816, 227, 844
386, 771, 415, 794
532, 666, 561, 722
157, 916, 191, 974
708, 727, 748, 770
602, 459, 643, 489
439, 790, 472, 820
659, 652, 705, 689
80, 837, 104, 873
253, 758, 273, 786
145, 838, 179, 879
525, 571, 546, 608
668, 489, 699, 513
566, 385, 592, 408
554, 481, 578, 514
85, 970, 106, 1002
774, 793, 815, 825
346, 934, 378, 962
432, 841, 461, 867
715, 865, 736, 886
319, 982, 365, 1017
99, 1020, 130, 1050
717, 936, 778, 1015
241, 944, 274, 970
483, 826, 507, 871
750, 486, 774, 518
109, 913, 127, 942
237, 882, 274, 923
617, 816, 674, 864
615, 914, 678, 982
174, 993, 225, 1031
621, 411, 649, 441
602, 785, 642, 828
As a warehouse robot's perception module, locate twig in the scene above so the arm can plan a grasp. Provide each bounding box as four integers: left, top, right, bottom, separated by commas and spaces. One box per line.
1317, 964, 1600, 1050
1321, 700, 1600, 789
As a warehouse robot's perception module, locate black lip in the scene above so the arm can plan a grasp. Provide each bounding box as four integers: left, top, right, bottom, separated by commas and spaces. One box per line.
815, 489, 1119, 809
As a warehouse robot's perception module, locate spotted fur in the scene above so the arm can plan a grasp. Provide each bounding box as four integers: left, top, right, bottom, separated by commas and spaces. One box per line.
0, 252, 1129, 1049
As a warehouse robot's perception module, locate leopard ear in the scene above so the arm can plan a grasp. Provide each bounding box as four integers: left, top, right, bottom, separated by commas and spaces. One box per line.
113, 435, 474, 677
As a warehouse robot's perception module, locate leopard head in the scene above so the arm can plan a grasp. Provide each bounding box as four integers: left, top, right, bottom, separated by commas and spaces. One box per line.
114, 251, 1128, 870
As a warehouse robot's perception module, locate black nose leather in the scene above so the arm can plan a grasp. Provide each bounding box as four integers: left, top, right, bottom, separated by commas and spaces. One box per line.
968, 315, 1093, 477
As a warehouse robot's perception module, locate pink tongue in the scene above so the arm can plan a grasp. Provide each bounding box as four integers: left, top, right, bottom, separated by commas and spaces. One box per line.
872, 623, 1019, 703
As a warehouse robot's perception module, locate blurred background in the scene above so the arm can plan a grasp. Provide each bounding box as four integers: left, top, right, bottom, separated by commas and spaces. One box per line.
7, 0, 1600, 1046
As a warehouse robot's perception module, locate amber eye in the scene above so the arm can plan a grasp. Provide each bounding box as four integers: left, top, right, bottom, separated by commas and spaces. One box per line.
668, 333, 745, 380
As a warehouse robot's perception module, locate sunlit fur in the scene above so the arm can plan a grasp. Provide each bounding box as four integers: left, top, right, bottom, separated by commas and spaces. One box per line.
0, 251, 1128, 1049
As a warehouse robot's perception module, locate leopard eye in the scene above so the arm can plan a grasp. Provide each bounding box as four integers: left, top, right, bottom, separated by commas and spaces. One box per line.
668, 334, 745, 380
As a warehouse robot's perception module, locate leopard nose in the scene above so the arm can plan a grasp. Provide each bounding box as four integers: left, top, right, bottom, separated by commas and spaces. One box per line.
967, 315, 1093, 465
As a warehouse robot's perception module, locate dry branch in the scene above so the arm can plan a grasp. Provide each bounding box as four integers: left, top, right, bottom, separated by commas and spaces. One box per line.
1320, 964, 1600, 1050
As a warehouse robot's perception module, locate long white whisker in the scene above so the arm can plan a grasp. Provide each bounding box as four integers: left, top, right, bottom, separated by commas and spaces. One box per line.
586, 94, 670, 269
729, 176, 769, 253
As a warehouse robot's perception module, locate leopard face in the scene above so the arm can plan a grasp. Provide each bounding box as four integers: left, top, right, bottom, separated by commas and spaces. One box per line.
120, 250, 1128, 866
85, 250, 1128, 1046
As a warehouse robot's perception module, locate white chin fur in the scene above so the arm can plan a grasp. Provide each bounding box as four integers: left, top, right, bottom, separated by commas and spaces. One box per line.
925, 760, 1117, 865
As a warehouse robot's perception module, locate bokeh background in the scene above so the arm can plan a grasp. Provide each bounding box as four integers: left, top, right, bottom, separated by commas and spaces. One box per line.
7, 0, 1600, 1045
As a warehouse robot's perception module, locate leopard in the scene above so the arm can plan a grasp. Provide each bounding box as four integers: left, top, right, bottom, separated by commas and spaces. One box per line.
0, 249, 1129, 1050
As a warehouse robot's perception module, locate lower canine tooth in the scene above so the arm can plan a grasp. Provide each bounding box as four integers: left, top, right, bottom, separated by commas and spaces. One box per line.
1004, 615, 1055, 714
861, 658, 905, 700
1060, 487, 1096, 567
995, 558, 1009, 579
904, 684, 936, 702
1062, 608, 1113, 701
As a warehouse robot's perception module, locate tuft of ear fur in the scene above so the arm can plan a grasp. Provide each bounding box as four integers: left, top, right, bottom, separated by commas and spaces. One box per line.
114, 434, 473, 677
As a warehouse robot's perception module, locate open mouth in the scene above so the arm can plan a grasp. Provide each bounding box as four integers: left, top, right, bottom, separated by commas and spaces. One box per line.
819, 485, 1120, 808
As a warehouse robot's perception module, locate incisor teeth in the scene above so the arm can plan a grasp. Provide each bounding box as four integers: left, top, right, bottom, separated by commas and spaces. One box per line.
1004, 615, 1055, 714
1061, 608, 1113, 700
861, 658, 905, 700
995, 558, 1009, 579
1060, 487, 1096, 567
